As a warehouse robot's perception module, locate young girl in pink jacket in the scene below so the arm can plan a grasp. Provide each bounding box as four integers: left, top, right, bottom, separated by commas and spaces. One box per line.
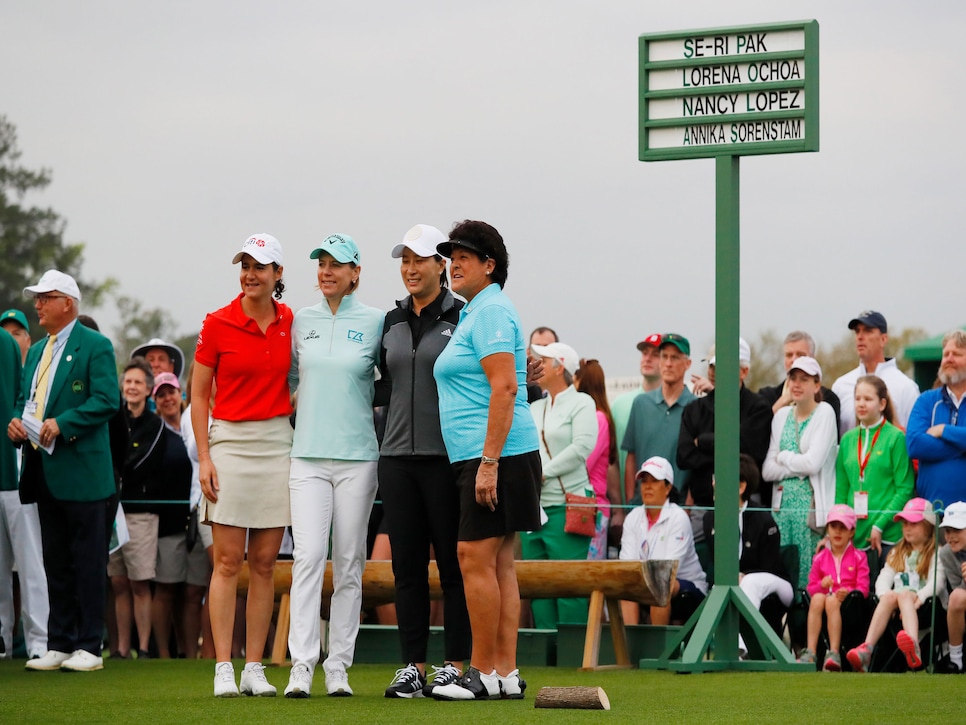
800, 504, 870, 670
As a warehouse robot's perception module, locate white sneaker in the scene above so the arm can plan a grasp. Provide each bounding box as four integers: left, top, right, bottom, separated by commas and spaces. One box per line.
285, 663, 313, 699
214, 661, 239, 698
423, 663, 461, 697
240, 662, 277, 697
25, 650, 71, 671
60, 650, 104, 672
324, 667, 353, 697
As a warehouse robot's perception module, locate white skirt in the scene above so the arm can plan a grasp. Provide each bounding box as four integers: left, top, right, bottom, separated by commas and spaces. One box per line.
201, 416, 293, 529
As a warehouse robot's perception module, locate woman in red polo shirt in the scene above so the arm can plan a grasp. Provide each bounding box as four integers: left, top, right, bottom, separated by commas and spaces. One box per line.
191, 233, 294, 698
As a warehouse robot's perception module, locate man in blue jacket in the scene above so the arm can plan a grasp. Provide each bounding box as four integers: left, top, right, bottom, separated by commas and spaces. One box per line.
906, 329, 966, 508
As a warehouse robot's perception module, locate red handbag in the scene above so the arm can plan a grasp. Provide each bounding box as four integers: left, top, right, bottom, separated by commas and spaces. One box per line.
562, 488, 597, 537
542, 417, 596, 537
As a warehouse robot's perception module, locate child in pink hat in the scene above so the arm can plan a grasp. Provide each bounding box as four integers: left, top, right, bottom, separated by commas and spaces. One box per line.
799, 504, 870, 671
846, 497, 939, 672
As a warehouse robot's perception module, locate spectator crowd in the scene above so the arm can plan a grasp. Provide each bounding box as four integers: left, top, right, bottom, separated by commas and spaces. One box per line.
3, 227, 966, 699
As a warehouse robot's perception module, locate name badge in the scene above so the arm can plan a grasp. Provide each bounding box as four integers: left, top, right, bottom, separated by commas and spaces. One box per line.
24, 400, 38, 416
854, 491, 869, 519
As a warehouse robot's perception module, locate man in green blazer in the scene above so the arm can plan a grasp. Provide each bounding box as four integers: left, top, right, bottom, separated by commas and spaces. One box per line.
0, 326, 23, 656
0, 327, 22, 536
7, 270, 119, 672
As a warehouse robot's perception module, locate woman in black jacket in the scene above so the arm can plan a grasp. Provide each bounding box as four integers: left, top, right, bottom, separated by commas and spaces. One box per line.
376, 224, 471, 699
109, 358, 166, 658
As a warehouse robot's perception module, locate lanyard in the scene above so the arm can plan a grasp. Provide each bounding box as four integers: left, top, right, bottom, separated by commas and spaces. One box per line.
857, 422, 883, 482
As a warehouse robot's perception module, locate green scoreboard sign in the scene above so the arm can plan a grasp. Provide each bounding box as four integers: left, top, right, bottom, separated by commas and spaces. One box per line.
639, 20, 819, 161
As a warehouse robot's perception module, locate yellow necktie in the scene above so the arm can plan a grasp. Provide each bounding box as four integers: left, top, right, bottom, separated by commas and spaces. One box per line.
34, 333, 57, 421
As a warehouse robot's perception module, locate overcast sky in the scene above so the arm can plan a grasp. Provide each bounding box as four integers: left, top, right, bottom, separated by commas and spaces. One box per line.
3, 1, 963, 380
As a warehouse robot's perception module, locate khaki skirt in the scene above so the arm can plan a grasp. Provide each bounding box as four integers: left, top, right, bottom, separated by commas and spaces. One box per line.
201, 416, 293, 529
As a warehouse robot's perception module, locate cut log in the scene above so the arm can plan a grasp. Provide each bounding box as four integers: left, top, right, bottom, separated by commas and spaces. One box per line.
238, 558, 678, 667
237, 559, 676, 607
534, 686, 610, 710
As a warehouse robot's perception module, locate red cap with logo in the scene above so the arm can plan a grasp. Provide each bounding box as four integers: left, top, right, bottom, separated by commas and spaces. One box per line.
636, 333, 662, 351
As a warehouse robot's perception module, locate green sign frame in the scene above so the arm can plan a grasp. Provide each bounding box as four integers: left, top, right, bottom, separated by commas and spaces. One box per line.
640, 20, 819, 161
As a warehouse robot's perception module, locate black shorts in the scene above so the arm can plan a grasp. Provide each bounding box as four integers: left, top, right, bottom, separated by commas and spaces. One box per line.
452, 451, 542, 542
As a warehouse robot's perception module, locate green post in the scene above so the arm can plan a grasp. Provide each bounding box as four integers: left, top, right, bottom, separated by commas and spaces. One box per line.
638, 155, 810, 672
713, 154, 741, 660
637, 19, 819, 672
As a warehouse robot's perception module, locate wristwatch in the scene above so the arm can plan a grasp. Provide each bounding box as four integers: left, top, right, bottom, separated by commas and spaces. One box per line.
480, 455, 500, 465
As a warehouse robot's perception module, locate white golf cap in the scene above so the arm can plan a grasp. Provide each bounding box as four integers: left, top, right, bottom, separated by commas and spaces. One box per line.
788, 355, 822, 381
706, 337, 751, 366
232, 233, 283, 266
24, 269, 81, 301
391, 224, 447, 259
940, 501, 966, 530
635, 456, 674, 485
530, 342, 580, 376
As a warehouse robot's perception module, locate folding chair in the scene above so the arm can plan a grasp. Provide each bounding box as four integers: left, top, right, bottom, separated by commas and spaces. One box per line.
870, 596, 947, 672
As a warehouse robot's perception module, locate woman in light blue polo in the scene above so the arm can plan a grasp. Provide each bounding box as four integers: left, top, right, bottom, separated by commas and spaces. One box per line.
431, 220, 542, 702
284, 234, 383, 699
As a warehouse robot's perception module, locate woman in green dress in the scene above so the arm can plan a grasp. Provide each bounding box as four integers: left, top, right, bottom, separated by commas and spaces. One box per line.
762, 357, 838, 590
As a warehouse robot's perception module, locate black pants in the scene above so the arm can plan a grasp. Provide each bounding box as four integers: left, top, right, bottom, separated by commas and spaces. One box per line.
378, 455, 471, 664
31, 453, 108, 656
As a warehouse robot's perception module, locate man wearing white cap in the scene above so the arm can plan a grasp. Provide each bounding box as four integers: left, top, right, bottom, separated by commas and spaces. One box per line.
677, 338, 772, 513
6, 270, 119, 672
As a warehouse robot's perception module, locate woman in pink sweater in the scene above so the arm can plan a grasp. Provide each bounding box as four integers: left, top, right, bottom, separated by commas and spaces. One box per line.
801, 504, 870, 671
575, 360, 618, 560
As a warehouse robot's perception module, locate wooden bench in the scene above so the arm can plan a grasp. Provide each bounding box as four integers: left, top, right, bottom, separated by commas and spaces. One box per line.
238, 558, 677, 670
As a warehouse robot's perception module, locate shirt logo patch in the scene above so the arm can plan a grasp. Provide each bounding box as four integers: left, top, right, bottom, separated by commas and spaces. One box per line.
347, 330, 364, 344
441, 329, 452, 337
304, 329, 320, 341
487, 328, 507, 345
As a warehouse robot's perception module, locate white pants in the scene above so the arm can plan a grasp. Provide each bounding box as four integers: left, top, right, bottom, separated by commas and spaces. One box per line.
740, 572, 794, 609
287, 458, 378, 674
737, 572, 793, 654
0, 489, 49, 657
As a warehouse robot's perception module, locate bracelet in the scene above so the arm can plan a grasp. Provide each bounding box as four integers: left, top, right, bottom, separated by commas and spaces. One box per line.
480, 455, 500, 465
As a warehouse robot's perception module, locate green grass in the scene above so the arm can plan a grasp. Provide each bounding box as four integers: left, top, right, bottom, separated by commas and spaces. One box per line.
0, 658, 961, 723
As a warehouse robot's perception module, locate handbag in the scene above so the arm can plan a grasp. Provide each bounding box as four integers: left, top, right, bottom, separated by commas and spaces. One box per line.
541, 407, 597, 537
562, 485, 598, 537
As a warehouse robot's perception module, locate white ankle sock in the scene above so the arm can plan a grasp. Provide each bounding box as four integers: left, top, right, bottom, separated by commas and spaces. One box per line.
951, 643, 963, 667
480, 669, 500, 693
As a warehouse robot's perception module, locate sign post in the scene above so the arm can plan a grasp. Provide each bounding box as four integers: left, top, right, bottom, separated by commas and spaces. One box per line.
637, 20, 819, 673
